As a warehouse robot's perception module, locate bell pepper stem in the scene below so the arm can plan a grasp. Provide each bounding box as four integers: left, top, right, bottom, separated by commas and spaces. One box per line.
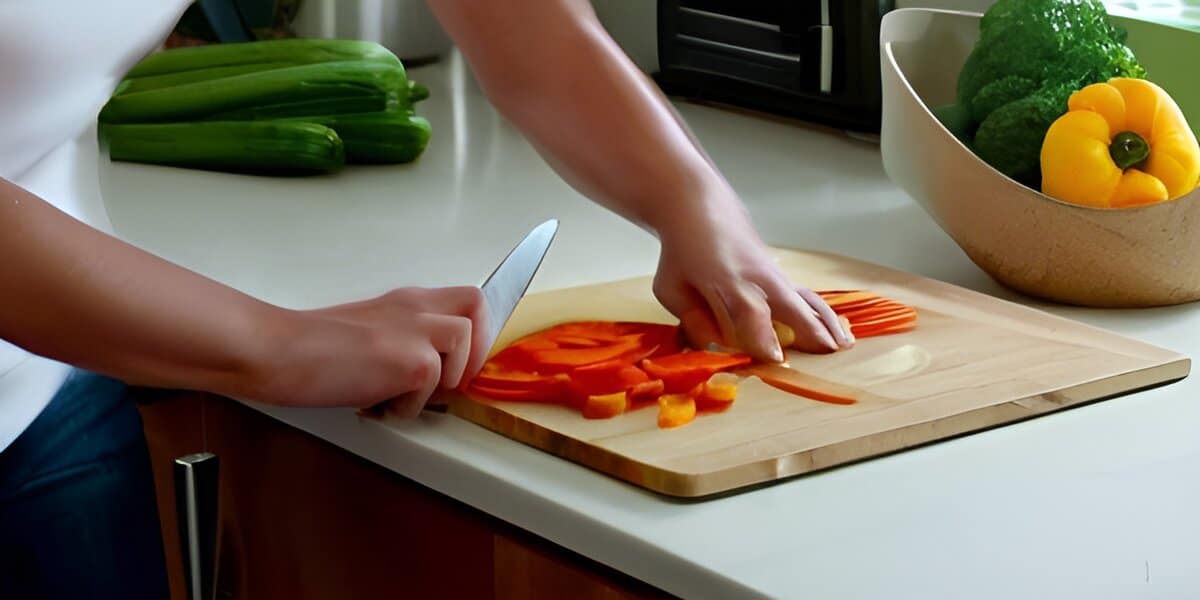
1110, 131, 1151, 170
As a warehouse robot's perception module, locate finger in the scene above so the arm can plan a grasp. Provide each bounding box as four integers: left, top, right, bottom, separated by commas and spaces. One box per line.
388, 344, 442, 418
418, 313, 473, 390
653, 278, 724, 349
766, 285, 838, 355
415, 286, 490, 380
796, 287, 853, 349
679, 307, 724, 350
705, 283, 784, 363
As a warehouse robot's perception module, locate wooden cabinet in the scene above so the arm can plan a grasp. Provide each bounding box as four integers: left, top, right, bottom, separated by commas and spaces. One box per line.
136, 393, 671, 600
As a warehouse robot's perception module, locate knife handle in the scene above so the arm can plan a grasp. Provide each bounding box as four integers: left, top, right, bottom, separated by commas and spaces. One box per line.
174, 452, 220, 600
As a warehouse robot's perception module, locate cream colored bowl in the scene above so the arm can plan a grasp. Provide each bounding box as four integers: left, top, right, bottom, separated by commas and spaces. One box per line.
880, 8, 1200, 307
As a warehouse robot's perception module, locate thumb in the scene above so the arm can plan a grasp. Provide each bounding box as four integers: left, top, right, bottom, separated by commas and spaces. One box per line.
653, 277, 724, 350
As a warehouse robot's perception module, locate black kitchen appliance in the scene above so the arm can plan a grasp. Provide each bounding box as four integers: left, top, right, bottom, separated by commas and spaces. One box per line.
653, 0, 894, 133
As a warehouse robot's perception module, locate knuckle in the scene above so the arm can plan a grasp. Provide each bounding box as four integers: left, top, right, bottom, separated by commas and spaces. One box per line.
406, 346, 440, 388
383, 287, 420, 305
446, 315, 473, 352
453, 313, 472, 337
458, 285, 485, 307
384, 287, 411, 300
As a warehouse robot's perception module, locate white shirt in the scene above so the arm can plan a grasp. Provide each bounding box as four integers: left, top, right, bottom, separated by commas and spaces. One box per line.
0, 0, 191, 451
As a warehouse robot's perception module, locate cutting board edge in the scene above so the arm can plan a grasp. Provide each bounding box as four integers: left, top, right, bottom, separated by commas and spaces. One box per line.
446, 397, 704, 496
449, 357, 1189, 498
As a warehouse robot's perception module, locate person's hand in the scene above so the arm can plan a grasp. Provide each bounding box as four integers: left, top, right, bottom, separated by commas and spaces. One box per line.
248, 286, 489, 417
651, 202, 853, 363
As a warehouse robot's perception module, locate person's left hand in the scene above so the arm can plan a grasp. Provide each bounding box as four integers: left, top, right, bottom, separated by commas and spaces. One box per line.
651, 202, 854, 363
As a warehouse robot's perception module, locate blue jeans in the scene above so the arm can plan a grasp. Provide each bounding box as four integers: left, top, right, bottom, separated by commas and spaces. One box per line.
0, 370, 170, 599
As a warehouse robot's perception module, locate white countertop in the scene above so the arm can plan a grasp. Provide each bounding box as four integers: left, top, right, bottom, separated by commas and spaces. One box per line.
99, 52, 1200, 599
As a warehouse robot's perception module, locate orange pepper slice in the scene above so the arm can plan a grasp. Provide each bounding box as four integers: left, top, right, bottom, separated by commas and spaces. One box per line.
642, 351, 751, 393
568, 360, 651, 398
629, 379, 665, 399
467, 385, 561, 402
582, 392, 628, 419
657, 394, 696, 428
695, 372, 739, 412
529, 337, 645, 373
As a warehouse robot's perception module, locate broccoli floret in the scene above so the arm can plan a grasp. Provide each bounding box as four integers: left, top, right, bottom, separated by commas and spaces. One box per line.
973, 82, 1076, 184
956, 0, 1146, 187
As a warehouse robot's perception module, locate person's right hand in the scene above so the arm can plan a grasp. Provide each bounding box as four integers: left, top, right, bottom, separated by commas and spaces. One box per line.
248, 286, 490, 417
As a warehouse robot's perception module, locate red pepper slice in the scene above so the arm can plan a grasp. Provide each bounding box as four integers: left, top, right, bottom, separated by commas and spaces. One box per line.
629, 379, 665, 399
530, 336, 645, 373
642, 351, 751, 394
467, 385, 560, 402
554, 335, 603, 348
568, 360, 651, 398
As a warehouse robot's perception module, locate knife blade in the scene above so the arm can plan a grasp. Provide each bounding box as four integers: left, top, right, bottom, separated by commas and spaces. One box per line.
478, 218, 559, 354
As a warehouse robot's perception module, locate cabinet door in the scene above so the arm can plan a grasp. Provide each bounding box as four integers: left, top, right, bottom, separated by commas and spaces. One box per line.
137, 393, 671, 599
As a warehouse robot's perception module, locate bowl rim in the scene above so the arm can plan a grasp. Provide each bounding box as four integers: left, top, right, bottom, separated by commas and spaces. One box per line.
880, 7, 1200, 215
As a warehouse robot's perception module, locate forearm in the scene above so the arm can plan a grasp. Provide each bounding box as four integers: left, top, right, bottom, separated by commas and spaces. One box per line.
0, 178, 283, 397
427, 0, 745, 237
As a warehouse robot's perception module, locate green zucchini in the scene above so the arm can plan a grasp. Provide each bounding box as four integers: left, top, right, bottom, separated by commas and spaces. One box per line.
118, 65, 428, 112
283, 111, 432, 164
99, 60, 406, 124
126, 39, 400, 78
408, 81, 430, 103
100, 121, 345, 175
116, 62, 293, 95
201, 96, 393, 121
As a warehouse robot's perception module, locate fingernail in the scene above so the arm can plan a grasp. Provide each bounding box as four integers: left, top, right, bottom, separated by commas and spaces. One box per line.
770, 344, 784, 363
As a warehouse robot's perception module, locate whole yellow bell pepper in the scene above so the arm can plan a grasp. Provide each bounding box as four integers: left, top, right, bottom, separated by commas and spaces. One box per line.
1040, 78, 1200, 208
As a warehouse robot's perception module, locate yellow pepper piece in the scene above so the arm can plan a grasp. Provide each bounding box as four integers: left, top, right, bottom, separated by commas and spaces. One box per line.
772, 320, 796, 348
1040, 78, 1200, 208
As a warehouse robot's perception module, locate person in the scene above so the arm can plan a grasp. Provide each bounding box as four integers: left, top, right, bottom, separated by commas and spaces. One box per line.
0, 0, 852, 597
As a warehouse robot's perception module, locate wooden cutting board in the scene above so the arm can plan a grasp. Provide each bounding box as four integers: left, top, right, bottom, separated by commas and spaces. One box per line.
446, 249, 1191, 498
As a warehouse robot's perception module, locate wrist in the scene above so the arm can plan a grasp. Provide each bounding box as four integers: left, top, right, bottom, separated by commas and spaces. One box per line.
221, 304, 306, 404
650, 176, 754, 243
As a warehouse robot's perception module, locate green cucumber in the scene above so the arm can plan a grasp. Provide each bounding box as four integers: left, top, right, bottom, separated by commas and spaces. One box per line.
126, 39, 400, 78
99, 60, 406, 124
116, 63, 293, 95
100, 121, 345, 175
283, 111, 432, 164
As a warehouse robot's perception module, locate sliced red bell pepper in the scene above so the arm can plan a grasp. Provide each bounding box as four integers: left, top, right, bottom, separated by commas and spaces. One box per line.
642, 351, 751, 394
554, 335, 603, 348
467, 385, 561, 402
629, 379, 665, 399
695, 372, 739, 411
751, 374, 857, 405
853, 319, 917, 338
530, 336, 645, 373
568, 360, 651, 398
470, 373, 568, 406
821, 291, 880, 308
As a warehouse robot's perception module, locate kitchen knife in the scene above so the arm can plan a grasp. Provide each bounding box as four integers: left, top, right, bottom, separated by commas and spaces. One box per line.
363, 218, 558, 417
477, 218, 559, 353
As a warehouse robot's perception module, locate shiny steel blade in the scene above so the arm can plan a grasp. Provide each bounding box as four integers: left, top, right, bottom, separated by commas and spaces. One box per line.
480, 219, 558, 351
